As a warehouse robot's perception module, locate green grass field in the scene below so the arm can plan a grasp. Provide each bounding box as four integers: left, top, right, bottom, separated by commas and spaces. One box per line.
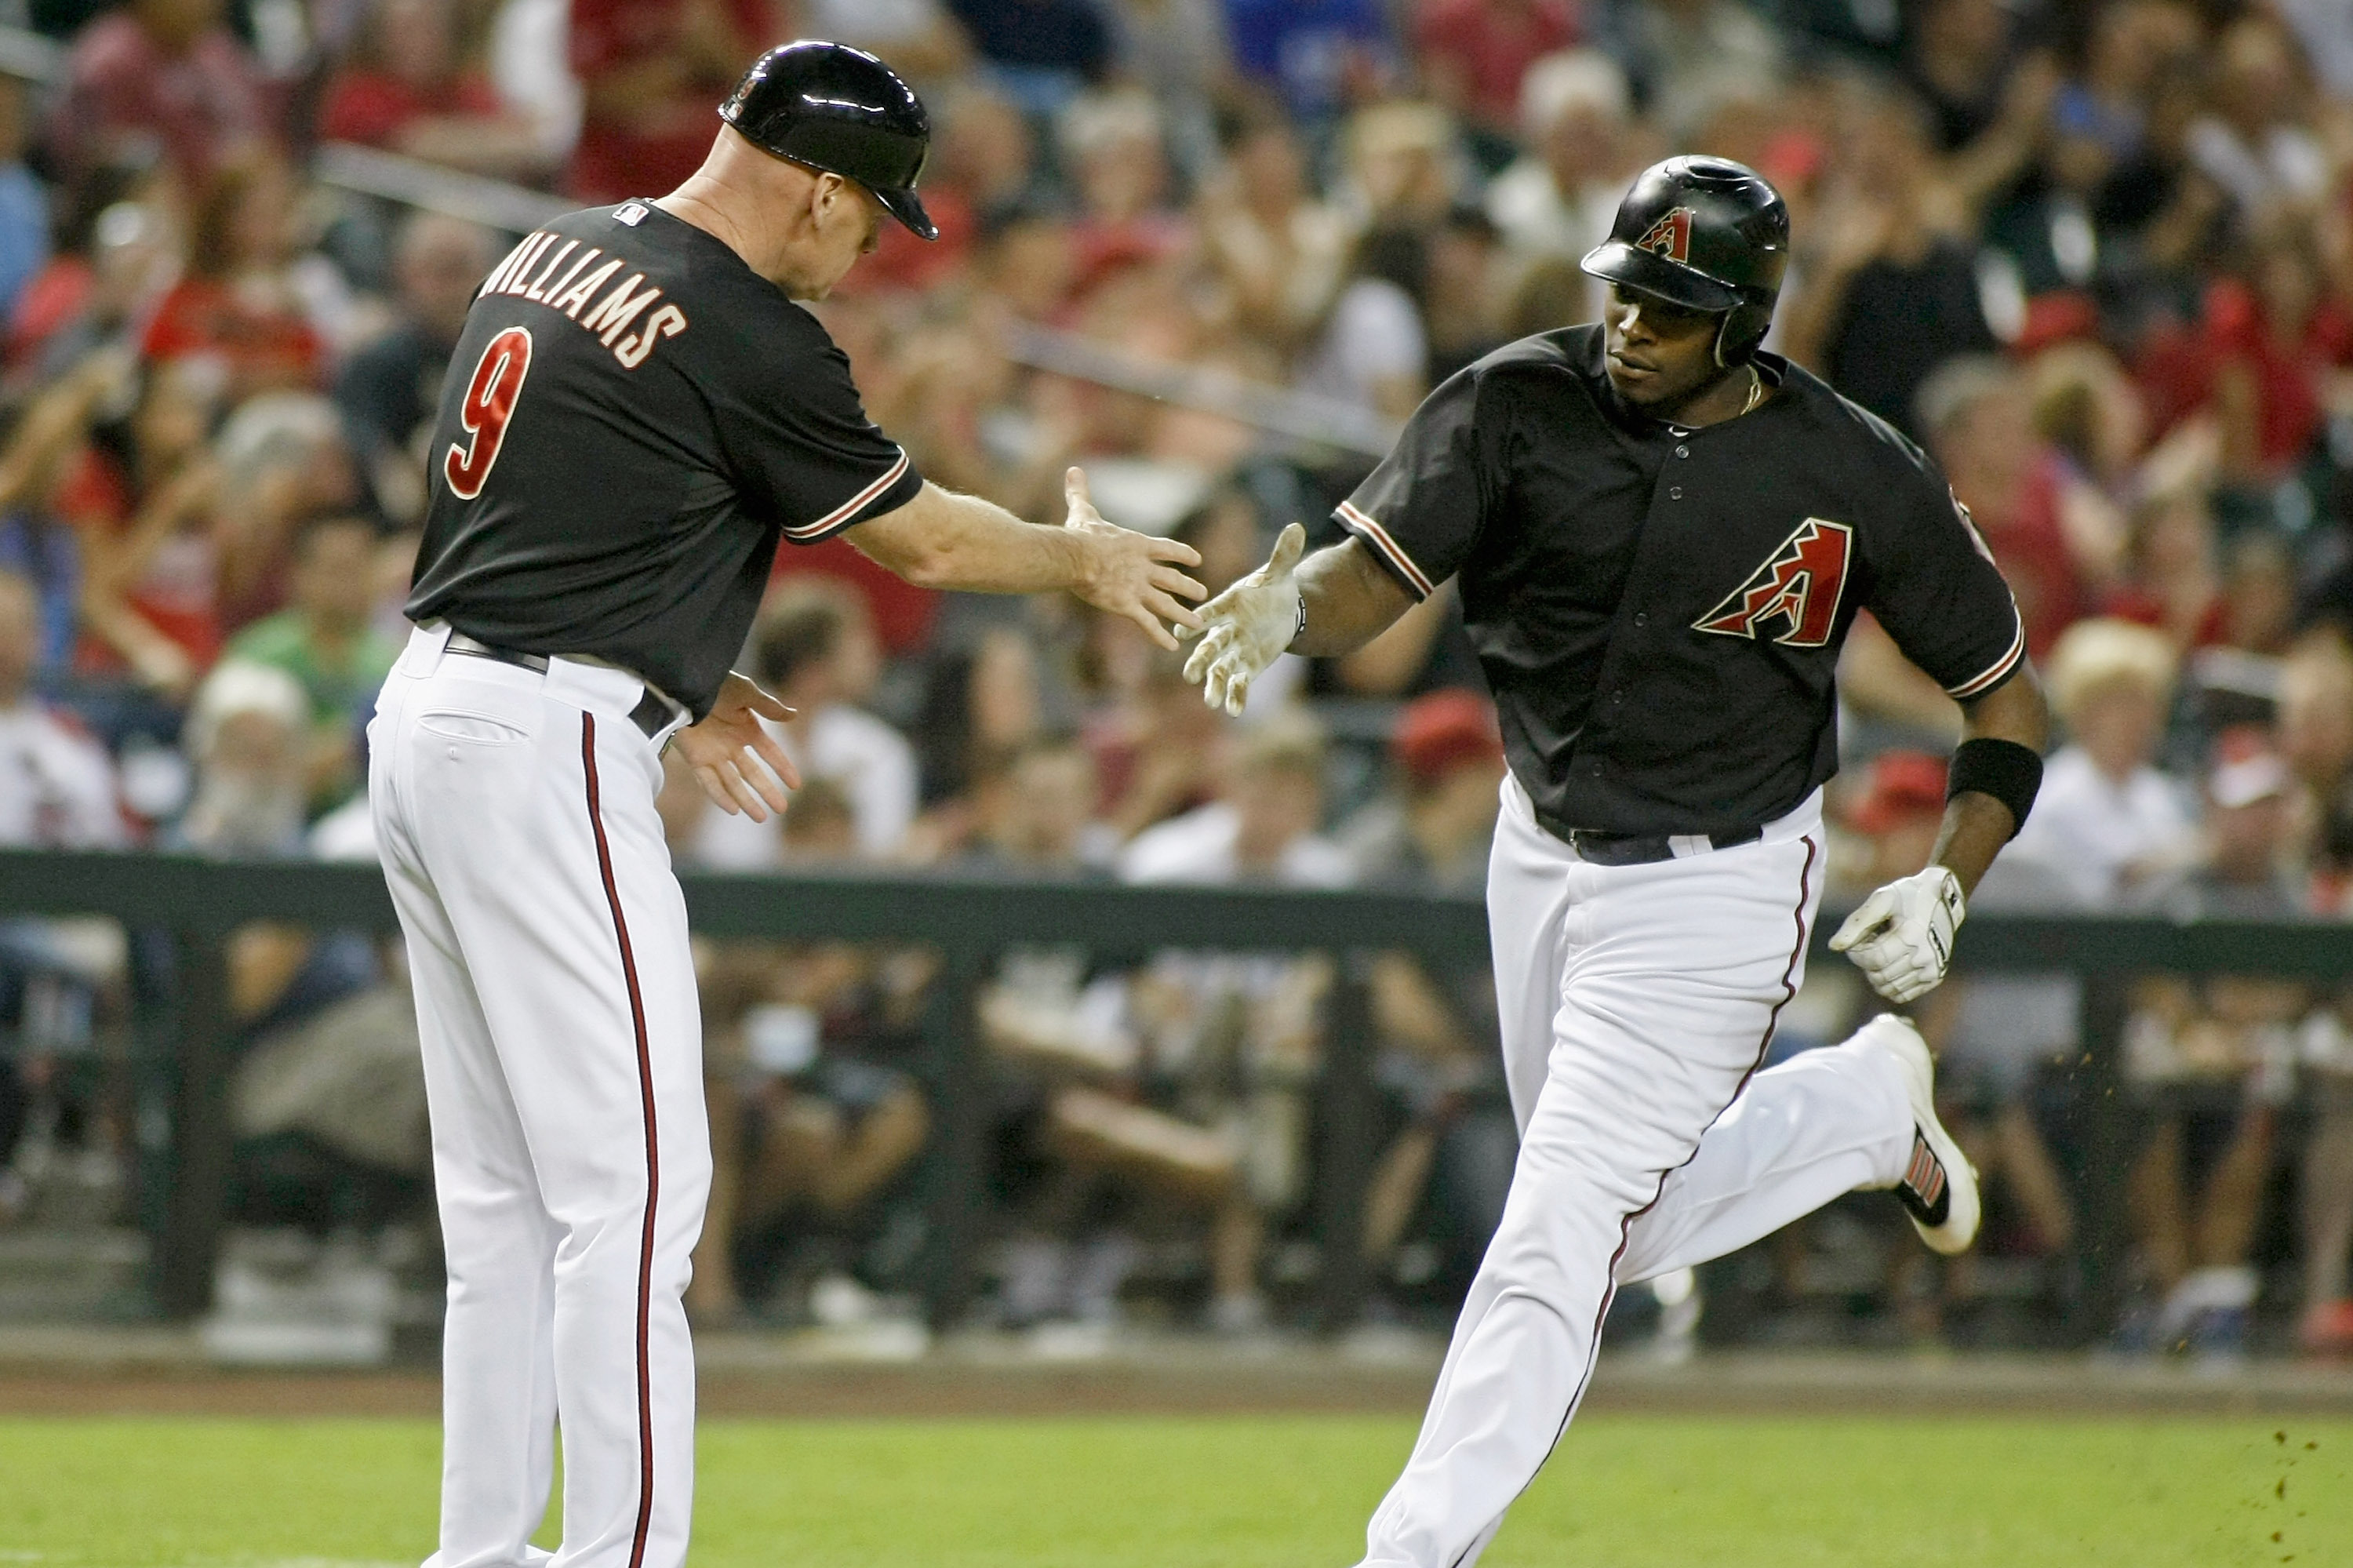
0, 1414, 2346, 1567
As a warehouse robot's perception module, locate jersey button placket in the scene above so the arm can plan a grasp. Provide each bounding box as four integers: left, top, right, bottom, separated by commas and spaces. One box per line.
1675, 444, 1690, 458
1668, 485, 1683, 500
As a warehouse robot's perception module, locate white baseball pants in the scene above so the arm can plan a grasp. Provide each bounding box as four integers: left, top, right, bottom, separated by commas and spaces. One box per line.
369, 623, 706, 1568
1361, 775, 1916, 1568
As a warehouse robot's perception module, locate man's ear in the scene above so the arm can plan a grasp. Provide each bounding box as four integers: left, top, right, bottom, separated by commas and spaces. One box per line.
812, 171, 847, 227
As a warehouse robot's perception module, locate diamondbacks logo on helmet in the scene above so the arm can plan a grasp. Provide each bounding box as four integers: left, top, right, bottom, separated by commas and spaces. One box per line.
1635, 208, 1695, 265
1695, 518, 1853, 647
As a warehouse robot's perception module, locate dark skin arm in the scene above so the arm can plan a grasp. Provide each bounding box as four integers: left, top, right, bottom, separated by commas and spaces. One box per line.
1289, 537, 1417, 656
1929, 661, 2051, 897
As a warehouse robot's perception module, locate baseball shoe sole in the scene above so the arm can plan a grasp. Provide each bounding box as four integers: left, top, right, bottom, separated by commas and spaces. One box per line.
1859, 1014, 1980, 1256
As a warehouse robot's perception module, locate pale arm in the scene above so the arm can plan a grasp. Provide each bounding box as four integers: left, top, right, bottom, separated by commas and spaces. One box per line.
849, 471, 1204, 649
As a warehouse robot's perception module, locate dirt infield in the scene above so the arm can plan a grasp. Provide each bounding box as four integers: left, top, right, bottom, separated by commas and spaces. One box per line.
2, 1326, 2350, 1420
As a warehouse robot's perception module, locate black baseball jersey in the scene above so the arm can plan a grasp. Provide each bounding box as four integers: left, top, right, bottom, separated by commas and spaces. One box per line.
1337, 325, 2024, 837
406, 202, 923, 719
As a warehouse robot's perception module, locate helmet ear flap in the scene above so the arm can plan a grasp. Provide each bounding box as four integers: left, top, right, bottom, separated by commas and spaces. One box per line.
1713, 303, 1772, 367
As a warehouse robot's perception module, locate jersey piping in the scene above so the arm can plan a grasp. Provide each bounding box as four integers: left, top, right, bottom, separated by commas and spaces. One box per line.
788, 448, 911, 541
1338, 500, 1437, 599
1944, 609, 2026, 700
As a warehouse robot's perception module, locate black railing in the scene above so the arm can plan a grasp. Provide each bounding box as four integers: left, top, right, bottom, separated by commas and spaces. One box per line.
1, 848, 2348, 1338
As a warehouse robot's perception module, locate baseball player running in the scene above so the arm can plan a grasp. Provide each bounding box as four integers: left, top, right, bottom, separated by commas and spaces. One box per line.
1183, 157, 2049, 1566
370, 42, 1202, 1568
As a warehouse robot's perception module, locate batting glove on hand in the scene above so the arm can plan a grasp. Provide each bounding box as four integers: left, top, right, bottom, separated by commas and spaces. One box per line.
1177, 522, 1305, 716
1829, 865, 1966, 1005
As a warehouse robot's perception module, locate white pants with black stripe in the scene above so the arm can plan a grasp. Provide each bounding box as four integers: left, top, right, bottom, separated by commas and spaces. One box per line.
370, 623, 704, 1568
1359, 773, 1915, 1568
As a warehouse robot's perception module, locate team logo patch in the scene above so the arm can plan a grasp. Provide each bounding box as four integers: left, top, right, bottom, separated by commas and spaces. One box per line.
1693, 518, 1853, 648
615, 202, 649, 226
1634, 207, 1695, 265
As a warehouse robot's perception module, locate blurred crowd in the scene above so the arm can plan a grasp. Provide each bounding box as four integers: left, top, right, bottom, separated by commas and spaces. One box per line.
2, 0, 2352, 1357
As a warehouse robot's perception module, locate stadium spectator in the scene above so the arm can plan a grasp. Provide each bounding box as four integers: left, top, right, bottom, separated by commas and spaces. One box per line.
0, 351, 140, 678
0, 569, 119, 849
1484, 49, 1631, 320
0, 566, 124, 1221
0, 78, 49, 329
565, 0, 769, 202
1120, 709, 1346, 886
2121, 728, 2311, 1362
948, 0, 1115, 118
48, 0, 274, 184
319, 0, 551, 180
11, 194, 176, 388
1297, 222, 1429, 421
698, 581, 918, 868
2279, 632, 2353, 863
1198, 101, 1352, 360
2299, 988, 2353, 1358
688, 798, 934, 1322
333, 213, 498, 529
1340, 689, 1503, 892
1780, 90, 2002, 441
1915, 357, 2095, 658
1220, 0, 1395, 131
175, 660, 311, 859
1594, 0, 1783, 142
222, 515, 399, 814
2007, 618, 2195, 908
2184, 18, 2331, 232
1411, 0, 1578, 154
140, 152, 329, 398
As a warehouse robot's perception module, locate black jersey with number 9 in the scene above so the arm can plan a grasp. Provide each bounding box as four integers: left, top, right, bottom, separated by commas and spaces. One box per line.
406, 200, 923, 720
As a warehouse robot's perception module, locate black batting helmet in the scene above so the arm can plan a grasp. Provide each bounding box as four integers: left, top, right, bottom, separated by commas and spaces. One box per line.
1581, 156, 1787, 367
720, 41, 937, 241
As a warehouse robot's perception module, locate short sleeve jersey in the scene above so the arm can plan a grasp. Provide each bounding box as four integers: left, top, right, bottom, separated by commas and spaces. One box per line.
1337, 325, 2024, 837
406, 202, 922, 719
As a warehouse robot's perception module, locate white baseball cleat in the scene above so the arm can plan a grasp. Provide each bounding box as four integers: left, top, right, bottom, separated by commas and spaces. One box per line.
1857, 1014, 1980, 1255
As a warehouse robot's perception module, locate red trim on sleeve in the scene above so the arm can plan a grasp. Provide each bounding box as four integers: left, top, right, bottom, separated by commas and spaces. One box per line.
1338, 500, 1436, 600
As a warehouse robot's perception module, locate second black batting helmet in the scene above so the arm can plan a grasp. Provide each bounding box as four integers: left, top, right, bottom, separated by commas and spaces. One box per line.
720, 41, 938, 241
1581, 156, 1788, 367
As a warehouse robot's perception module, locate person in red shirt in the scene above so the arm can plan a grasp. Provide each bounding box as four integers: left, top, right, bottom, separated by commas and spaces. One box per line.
1919, 355, 2097, 660
2136, 216, 2353, 483
567, 0, 775, 202
318, 0, 550, 181
1414, 0, 1579, 143
140, 151, 325, 398
46, 0, 275, 184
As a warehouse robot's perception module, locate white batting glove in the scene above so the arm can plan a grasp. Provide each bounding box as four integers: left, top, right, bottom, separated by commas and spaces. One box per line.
1828, 865, 1966, 1005
1177, 522, 1306, 716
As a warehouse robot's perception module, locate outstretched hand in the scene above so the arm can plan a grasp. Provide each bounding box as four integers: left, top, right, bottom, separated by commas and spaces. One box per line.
671, 671, 802, 821
1064, 467, 1206, 650
1178, 521, 1306, 715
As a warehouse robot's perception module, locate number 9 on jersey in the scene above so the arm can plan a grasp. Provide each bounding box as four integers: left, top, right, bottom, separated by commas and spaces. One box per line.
445, 327, 534, 500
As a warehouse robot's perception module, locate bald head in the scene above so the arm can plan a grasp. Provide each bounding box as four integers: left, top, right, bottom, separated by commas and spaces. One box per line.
655, 127, 887, 301
397, 211, 498, 344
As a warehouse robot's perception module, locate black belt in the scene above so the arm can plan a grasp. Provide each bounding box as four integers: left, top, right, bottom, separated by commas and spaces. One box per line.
445, 632, 682, 741
1533, 805, 1763, 867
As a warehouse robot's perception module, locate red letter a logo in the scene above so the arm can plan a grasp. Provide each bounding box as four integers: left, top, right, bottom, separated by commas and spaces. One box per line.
1634, 208, 1693, 264
1693, 518, 1853, 648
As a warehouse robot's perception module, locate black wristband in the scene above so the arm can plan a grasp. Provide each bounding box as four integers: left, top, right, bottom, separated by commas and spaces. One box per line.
1947, 737, 2042, 839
